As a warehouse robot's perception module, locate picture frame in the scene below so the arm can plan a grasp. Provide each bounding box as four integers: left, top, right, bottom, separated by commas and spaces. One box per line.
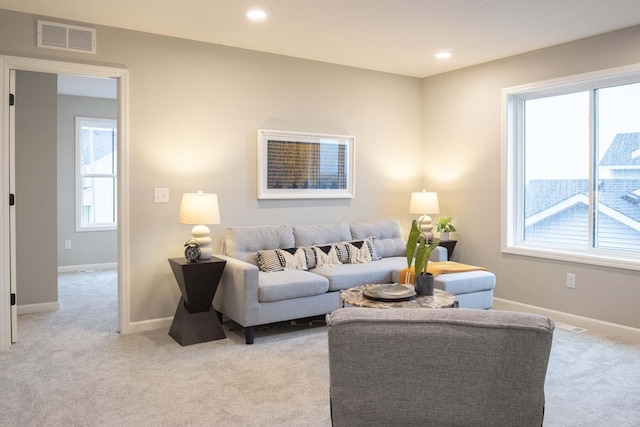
257, 129, 355, 199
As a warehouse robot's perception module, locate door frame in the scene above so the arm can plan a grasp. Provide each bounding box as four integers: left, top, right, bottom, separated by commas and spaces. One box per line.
8, 68, 15, 342
0, 55, 131, 351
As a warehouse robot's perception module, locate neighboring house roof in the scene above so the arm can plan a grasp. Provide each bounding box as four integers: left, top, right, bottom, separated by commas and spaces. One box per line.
599, 132, 640, 167
81, 126, 117, 168
525, 202, 640, 251
525, 179, 588, 218
596, 179, 640, 223
524, 132, 640, 250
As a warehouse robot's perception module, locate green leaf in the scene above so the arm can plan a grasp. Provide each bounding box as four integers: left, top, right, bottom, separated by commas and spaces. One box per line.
406, 219, 420, 269
415, 237, 441, 275
414, 236, 428, 274
437, 217, 456, 232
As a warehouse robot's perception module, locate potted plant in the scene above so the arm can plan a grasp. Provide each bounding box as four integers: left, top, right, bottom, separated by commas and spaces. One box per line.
436, 217, 456, 241
406, 219, 440, 296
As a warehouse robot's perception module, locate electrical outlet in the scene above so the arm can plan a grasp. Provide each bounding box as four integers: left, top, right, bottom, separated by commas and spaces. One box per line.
154, 188, 169, 203
64, 240, 71, 250
566, 273, 576, 289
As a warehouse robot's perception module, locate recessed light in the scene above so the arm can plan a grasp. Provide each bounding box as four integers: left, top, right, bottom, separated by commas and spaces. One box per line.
247, 9, 267, 21
435, 51, 452, 60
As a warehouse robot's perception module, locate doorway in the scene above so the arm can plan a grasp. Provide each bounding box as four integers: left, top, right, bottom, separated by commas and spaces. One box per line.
0, 55, 130, 351
14, 70, 118, 330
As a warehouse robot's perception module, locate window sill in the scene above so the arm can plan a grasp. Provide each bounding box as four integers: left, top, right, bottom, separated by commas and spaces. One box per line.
75, 226, 117, 233
502, 244, 640, 272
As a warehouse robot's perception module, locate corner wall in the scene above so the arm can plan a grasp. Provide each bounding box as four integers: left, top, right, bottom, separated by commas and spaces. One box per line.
422, 25, 640, 330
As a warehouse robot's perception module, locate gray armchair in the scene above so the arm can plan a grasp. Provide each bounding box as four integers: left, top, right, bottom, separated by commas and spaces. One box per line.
327, 308, 554, 427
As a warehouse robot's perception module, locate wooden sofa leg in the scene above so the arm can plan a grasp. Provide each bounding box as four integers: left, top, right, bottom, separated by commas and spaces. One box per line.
245, 326, 255, 345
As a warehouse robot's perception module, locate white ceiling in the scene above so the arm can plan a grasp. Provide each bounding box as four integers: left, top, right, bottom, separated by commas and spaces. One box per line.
3, 0, 640, 77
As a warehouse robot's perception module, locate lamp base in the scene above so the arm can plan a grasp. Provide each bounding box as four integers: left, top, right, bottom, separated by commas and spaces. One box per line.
417, 215, 434, 241
191, 224, 213, 260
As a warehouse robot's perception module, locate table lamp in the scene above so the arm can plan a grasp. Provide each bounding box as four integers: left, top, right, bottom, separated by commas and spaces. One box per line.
178, 191, 221, 260
409, 190, 440, 241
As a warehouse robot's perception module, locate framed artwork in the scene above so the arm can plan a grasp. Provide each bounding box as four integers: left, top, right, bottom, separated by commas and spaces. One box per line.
257, 129, 355, 199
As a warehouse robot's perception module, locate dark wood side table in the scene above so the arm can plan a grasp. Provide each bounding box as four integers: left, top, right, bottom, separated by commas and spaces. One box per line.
432, 240, 457, 260
168, 257, 226, 346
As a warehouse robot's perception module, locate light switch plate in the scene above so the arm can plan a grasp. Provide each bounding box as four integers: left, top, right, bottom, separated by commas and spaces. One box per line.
154, 188, 169, 203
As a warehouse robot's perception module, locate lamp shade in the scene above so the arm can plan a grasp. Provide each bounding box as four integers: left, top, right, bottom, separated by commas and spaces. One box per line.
409, 191, 440, 215
178, 192, 221, 225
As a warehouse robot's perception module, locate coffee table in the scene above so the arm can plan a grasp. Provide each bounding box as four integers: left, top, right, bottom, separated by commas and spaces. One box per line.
341, 284, 458, 309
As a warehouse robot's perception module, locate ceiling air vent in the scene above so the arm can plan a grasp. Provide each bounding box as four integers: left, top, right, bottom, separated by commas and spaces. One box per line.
37, 20, 96, 54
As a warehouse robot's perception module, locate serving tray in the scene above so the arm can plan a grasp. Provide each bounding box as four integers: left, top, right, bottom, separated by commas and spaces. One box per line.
362, 283, 416, 302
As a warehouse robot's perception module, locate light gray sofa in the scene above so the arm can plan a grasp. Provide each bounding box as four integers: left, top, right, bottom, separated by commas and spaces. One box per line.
213, 219, 495, 344
327, 307, 555, 426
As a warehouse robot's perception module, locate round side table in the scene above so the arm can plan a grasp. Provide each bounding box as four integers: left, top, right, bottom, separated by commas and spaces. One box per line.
340, 285, 458, 309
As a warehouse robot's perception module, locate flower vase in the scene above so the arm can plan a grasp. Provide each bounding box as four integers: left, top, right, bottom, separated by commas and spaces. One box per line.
439, 231, 450, 241
414, 273, 434, 296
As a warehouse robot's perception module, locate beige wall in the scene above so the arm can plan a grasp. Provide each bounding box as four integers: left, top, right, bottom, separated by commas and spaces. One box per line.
15, 70, 58, 306
57, 95, 117, 267
0, 10, 423, 323
422, 25, 640, 329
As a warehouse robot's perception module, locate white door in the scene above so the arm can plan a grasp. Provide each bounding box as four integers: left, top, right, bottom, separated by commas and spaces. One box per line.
9, 69, 17, 343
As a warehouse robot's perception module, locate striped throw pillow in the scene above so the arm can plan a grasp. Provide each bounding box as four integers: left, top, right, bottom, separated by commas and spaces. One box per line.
256, 248, 309, 272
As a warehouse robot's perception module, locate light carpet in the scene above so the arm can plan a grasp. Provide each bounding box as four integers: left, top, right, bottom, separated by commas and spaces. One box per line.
0, 270, 639, 426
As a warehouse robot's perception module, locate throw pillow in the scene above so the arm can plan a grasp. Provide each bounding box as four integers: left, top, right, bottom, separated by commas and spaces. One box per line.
256, 248, 309, 272
279, 247, 308, 271
332, 240, 373, 264
302, 246, 317, 269
334, 242, 351, 263
256, 249, 285, 273
313, 245, 342, 268
348, 240, 372, 264
365, 237, 381, 261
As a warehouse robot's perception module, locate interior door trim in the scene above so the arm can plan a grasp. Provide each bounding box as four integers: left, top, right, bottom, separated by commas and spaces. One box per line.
0, 55, 130, 351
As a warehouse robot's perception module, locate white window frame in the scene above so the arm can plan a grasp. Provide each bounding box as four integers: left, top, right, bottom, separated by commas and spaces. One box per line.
75, 116, 117, 232
502, 63, 640, 271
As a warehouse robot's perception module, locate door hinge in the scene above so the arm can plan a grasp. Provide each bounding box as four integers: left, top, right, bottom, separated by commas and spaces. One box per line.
9, 194, 14, 206
9, 93, 14, 106
10, 293, 15, 306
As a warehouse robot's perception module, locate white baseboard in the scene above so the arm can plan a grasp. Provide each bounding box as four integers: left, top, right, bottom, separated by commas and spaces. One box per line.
58, 263, 117, 273
123, 316, 173, 334
18, 302, 60, 315
494, 298, 640, 343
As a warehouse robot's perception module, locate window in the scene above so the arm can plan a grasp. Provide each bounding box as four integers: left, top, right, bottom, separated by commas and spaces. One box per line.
76, 117, 117, 231
503, 65, 640, 269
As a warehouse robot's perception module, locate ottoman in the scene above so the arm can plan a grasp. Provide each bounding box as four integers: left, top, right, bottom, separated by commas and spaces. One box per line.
434, 270, 496, 309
